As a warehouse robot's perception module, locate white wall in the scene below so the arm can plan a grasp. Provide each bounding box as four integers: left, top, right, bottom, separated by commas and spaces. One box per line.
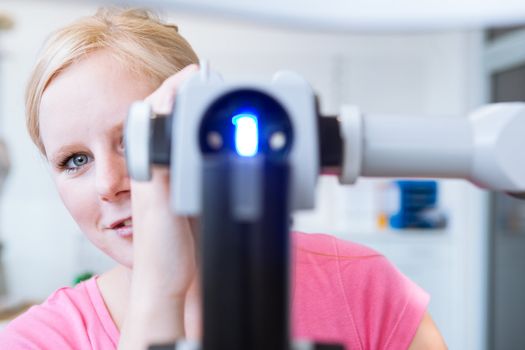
0, 1, 109, 303
0, 1, 487, 348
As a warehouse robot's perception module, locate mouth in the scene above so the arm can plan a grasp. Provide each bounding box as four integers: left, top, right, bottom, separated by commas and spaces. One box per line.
109, 217, 133, 238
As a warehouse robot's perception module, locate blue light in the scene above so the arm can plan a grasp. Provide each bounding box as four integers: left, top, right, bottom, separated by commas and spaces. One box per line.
232, 113, 258, 157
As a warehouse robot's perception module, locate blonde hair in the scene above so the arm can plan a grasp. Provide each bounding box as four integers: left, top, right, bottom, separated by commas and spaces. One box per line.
26, 7, 199, 155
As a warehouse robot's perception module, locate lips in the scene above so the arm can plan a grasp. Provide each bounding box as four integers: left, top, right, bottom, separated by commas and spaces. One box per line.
108, 217, 133, 238
109, 217, 132, 229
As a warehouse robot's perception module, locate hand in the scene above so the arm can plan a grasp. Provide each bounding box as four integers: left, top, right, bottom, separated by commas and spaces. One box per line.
119, 64, 200, 349
131, 64, 199, 297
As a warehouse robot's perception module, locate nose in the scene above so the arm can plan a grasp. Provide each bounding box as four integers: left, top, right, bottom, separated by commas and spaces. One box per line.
95, 152, 130, 202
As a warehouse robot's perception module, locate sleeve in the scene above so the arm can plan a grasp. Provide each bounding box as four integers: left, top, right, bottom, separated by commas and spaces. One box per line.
0, 281, 113, 350
335, 238, 430, 350
0, 304, 80, 349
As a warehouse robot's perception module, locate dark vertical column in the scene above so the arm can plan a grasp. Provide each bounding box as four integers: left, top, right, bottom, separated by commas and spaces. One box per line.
250, 159, 290, 350
490, 63, 525, 350
201, 154, 292, 350
201, 155, 250, 350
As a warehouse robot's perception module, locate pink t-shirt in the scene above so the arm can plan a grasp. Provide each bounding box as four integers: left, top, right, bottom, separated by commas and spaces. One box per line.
0, 232, 429, 349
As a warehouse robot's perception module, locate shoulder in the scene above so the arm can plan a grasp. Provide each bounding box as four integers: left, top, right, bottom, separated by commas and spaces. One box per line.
292, 230, 422, 288
0, 277, 117, 349
292, 231, 406, 294
291, 231, 385, 275
292, 230, 379, 257
291, 231, 429, 350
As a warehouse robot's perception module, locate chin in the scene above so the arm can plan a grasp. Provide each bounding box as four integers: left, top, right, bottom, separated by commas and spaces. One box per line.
88, 237, 134, 270
106, 247, 134, 269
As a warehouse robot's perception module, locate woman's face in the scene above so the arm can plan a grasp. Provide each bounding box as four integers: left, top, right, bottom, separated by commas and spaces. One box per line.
39, 50, 156, 268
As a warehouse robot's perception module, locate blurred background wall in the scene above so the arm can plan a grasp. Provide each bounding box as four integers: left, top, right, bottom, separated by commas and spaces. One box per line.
0, 1, 493, 348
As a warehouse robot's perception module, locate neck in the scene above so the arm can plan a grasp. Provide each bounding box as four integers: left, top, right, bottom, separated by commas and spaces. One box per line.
97, 265, 202, 341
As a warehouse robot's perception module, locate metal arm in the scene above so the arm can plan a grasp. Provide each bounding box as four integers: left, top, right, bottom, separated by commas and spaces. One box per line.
332, 103, 525, 197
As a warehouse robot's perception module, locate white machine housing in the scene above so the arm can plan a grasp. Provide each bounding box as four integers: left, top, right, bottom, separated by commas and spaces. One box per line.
126, 70, 525, 215
171, 68, 319, 215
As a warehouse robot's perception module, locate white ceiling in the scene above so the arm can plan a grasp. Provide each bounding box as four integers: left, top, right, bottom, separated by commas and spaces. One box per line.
115, 0, 525, 32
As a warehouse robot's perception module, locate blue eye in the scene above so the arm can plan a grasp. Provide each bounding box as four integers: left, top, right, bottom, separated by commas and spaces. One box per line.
68, 154, 89, 167
59, 153, 91, 174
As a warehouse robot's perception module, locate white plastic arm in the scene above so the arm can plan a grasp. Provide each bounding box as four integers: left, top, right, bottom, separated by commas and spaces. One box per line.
339, 102, 525, 196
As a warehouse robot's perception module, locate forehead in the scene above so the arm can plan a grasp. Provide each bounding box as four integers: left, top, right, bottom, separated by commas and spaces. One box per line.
39, 50, 156, 156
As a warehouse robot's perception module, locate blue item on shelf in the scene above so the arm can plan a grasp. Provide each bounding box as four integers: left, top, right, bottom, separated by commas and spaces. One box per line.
389, 180, 446, 229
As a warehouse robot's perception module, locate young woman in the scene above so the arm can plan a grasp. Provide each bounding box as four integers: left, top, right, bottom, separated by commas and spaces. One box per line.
0, 8, 446, 350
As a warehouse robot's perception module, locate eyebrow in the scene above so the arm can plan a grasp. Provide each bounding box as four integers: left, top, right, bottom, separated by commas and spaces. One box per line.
47, 122, 125, 165
48, 147, 77, 167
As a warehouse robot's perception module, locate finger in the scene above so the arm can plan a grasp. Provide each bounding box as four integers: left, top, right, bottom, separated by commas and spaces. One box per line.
146, 64, 199, 115
160, 64, 199, 92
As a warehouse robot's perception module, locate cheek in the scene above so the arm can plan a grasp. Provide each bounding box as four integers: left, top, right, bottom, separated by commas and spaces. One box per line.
56, 176, 98, 231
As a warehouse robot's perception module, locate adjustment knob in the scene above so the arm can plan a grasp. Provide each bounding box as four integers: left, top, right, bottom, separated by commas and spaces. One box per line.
125, 101, 153, 181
